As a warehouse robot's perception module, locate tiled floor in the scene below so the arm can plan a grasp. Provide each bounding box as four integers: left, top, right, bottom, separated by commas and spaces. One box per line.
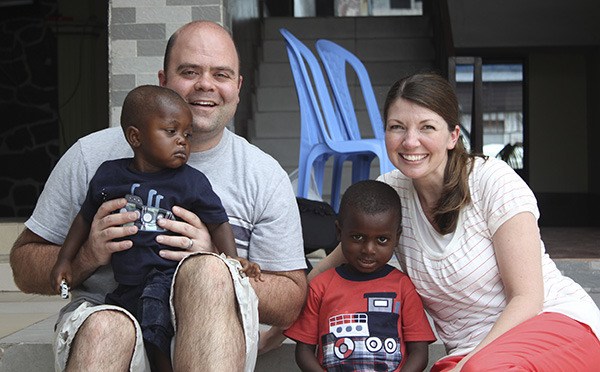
541, 227, 600, 259
0, 292, 63, 340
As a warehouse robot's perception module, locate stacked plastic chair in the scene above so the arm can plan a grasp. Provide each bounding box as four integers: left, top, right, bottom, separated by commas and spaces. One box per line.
315, 39, 395, 177
280, 28, 393, 211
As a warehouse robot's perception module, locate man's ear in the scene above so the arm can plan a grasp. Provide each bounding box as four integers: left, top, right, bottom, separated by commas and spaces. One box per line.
125, 126, 141, 148
158, 70, 166, 87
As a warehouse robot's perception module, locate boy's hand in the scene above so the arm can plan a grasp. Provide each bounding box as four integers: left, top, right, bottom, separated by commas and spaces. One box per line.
50, 260, 72, 295
237, 258, 263, 281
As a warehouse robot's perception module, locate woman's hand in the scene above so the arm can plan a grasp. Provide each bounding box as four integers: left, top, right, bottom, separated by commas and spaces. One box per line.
257, 244, 347, 355
156, 205, 214, 261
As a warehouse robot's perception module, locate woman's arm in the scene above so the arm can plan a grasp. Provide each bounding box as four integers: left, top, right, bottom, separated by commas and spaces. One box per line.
307, 243, 345, 281
258, 243, 346, 354
451, 211, 544, 370
252, 269, 307, 327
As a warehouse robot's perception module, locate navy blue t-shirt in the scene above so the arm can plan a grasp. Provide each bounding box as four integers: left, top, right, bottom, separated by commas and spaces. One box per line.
80, 158, 228, 285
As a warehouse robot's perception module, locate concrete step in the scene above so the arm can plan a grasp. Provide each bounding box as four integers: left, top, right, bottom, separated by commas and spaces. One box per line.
0, 262, 19, 292
262, 16, 433, 40
263, 17, 357, 41
1, 255, 599, 370
254, 84, 392, 112
263, 36, 435, 63
261, 16, 434, 63
0, 221, 25, 292
252, 110, 378, 139
250, 16, 436, 182
0, 293, 64, 372
554, 259, 600, 304
256, 340, 447, 372
258, 60, 435, 88
252, 137, 383, 171
257, 62, 295, 87
251, 111, 300, 139
255, 86, 297, 112
0, 312, 446, 372
0, 220, 24, 256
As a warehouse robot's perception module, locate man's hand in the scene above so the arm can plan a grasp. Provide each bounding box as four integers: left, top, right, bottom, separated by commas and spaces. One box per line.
156, 205, 214, 261
79, 198, 139, 268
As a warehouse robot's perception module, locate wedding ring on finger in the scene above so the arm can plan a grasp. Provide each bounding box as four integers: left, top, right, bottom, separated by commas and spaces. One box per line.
186, 238, 194, 250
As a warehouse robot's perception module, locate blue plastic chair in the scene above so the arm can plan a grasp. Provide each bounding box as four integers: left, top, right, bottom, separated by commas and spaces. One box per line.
315, 39, 395, 176
280, 29, 392, 211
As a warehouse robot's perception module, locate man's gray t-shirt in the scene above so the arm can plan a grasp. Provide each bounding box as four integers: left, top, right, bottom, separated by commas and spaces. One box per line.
26, 127, 306, 320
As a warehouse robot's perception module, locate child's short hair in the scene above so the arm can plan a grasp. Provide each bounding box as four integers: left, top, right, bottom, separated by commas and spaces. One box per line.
338, 180, 402, 233
120, 85, 188, 132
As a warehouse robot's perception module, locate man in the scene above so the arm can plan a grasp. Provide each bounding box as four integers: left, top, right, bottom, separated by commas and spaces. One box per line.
10, 21, 307, 371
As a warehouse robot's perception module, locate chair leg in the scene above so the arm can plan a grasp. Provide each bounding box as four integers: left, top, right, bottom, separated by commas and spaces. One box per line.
351, 155, 373, 183
331, 156, 345, 212
379, 152, 395, 175
297, 165, 310, 198
313, 159, 326, 197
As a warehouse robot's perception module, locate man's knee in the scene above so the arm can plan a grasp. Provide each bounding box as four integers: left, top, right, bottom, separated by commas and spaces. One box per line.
66, 309, 138, 371
78, 310, 136, 344
175, 254, 233, 293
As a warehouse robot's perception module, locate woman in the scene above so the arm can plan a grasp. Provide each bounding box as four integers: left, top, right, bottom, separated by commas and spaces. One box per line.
309, 73, 600, 371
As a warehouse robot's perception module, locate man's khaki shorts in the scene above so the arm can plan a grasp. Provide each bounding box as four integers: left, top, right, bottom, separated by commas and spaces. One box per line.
54, 252, 259, 372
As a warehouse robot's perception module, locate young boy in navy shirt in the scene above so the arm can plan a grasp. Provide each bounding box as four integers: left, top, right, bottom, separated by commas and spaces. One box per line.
51, 85, 260, 371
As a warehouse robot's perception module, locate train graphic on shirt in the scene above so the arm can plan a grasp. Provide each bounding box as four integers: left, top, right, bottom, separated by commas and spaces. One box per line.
321, 292, 403, 371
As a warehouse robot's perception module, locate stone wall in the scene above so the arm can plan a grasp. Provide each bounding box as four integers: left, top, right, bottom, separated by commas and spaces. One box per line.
0, 1, 59, 218
0, 0, 250, 218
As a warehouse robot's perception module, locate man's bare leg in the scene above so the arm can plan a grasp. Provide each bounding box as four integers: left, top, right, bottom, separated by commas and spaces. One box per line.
172, 255, 245, 371
66, 310, 135, 371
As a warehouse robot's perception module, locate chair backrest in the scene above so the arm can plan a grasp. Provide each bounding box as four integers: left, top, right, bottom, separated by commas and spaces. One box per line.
315, 39, 385, 141
279, 29, 346, 148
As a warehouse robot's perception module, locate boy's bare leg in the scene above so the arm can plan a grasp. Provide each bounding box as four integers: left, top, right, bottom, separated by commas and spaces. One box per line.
172, 254, 245, 371
66, 310, 135, 371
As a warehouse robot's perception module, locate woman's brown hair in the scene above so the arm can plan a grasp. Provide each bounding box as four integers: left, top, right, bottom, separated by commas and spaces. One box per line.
383, 73, 484, 234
